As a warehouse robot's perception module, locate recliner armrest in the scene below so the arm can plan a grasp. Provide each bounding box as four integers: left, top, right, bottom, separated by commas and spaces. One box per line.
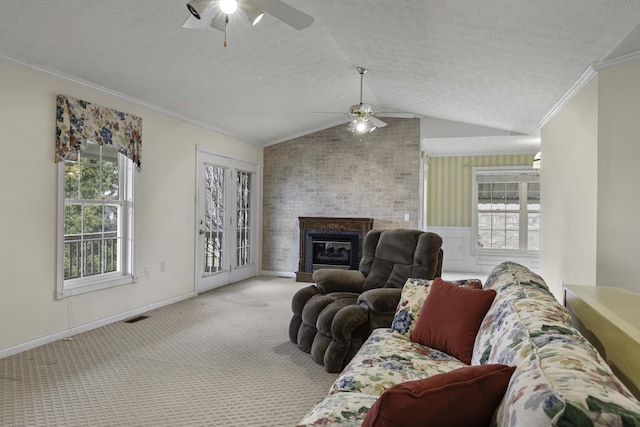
358, 288, 402, 313
291, 284, 323, 315
313, 269, 366, 293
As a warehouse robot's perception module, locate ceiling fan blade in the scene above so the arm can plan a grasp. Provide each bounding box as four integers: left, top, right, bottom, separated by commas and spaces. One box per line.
378, 111, 422, 119
370, 117, 388, 128
250, 0, 314, 29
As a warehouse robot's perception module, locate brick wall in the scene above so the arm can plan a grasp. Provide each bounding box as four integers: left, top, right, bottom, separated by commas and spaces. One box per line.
262, 118, 421, 274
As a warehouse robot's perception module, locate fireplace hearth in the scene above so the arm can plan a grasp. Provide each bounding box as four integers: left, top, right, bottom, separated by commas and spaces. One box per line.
296, 217, 374, 282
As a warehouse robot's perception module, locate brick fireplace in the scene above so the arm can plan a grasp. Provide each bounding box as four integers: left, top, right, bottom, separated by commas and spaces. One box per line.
296, 217, 374, 282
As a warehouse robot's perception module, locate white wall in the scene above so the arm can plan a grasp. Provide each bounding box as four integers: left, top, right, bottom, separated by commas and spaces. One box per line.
541, 61, 640, 300
596, 63, 640, 290
539, 77, 599, 300
0, 60, 262, 356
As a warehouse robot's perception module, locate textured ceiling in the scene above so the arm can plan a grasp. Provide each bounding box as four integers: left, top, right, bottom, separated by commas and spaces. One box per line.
1, 0, 640, 149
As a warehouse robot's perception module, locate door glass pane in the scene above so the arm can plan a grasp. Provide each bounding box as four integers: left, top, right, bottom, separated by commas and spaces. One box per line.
204, 165, 225, 274
236, 170, 252, 267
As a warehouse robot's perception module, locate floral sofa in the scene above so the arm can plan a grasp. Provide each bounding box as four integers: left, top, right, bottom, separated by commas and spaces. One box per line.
296, 261, 640, 426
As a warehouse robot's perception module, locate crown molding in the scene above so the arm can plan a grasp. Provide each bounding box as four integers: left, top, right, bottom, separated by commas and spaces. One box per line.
538, 50, 640, 130
594, 50, 640, 71
537, 65, 597, 130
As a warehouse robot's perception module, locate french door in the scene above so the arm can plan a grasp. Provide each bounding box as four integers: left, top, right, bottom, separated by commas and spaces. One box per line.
195, 148, 258, 293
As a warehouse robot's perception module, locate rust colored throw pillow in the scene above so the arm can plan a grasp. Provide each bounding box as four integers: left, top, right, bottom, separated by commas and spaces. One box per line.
409, 278, 496, 364
362, 364, 516, 427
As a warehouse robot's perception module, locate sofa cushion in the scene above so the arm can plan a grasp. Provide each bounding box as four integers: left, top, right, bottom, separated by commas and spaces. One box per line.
497, 336, 640, 426
296, 392, 377, 426
472, 264, 572, 366
410, 279, 496, 364
330, 329, 466, 396
391, 277, 482, 338
361, 364, 516, 427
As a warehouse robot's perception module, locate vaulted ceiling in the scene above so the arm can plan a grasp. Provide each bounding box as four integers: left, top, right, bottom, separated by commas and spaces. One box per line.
1, 1, 640, 150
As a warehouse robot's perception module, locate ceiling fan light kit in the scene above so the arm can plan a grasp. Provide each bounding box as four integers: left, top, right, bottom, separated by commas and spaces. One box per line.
186, 0, 212, 19
351, 119, 376, 134
245, 5, 265, 25
219, 0, 239, 15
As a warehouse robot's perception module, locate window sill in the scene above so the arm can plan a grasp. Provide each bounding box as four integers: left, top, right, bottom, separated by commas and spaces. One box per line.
56, 274, 136, 299
472, 249, 539, 259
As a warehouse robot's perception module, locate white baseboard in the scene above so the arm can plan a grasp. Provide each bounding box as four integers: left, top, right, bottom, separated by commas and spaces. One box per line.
260, 270, 296, 278
0, 291, 195, 359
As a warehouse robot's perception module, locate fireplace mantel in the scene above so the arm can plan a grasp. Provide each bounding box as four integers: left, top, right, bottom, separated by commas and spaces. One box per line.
296, 217, 374, 282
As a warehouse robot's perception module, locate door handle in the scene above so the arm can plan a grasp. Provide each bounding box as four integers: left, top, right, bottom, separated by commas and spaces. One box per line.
199, 229, 205, 235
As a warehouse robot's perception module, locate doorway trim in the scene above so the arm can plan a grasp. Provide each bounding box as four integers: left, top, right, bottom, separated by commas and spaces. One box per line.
194, 145, 261, 294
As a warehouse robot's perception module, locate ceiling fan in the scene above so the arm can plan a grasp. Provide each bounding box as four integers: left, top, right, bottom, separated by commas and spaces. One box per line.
184, 0, 314, 46
322, 67, 419, 134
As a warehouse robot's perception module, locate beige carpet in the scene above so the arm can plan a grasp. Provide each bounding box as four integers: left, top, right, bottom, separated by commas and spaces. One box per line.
0, 276, 337, 426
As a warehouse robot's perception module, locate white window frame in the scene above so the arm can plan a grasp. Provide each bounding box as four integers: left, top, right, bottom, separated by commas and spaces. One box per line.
56, 144, 136, 299
471, 166, 539, 257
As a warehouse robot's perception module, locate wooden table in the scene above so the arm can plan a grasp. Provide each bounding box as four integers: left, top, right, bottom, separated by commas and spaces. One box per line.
564, 284, 640, 399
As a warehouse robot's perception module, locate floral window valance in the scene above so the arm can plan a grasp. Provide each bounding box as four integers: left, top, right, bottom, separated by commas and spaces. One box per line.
55, 95, 142, 171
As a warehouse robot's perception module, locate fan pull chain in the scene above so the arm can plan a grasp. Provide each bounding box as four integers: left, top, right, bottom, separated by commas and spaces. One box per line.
224, 15, 229, 47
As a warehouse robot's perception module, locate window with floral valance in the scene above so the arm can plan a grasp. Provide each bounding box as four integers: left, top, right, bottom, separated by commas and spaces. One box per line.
55, 94, 140, 298
55, 94, 142, 171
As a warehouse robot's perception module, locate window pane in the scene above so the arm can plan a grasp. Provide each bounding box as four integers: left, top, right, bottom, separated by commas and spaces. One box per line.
490, 183, 505, 210
104, 205, 118, 233
528, 182, 540, 211
83, 205, 103, 234
102, 156, 119, 200
528, 212, 540, 251
528, 230, 540, 251
477, 229, 491, 248
505, 212, 519, 230
478, 212, 491, 227
505, 231, 519, 249
528, 182, 540, 199
492, 230, 506, 248
528, 212, 540, 229
505, 182, 519, 198
491, 212, 506, 229
64, 161, 80, 199
64, 205, 82, 235
79, 157, 101, 200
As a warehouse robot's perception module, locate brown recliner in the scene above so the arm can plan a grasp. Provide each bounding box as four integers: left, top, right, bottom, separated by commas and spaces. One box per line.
289, 228, 443, 372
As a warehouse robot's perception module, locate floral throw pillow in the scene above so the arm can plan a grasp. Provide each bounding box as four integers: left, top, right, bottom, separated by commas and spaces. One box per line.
391, 277, 483, 338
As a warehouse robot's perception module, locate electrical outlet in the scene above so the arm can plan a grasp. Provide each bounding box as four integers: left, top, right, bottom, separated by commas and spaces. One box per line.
144, 265, 150, 277
160, 262, 166, 272
404, 213, 410, 221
